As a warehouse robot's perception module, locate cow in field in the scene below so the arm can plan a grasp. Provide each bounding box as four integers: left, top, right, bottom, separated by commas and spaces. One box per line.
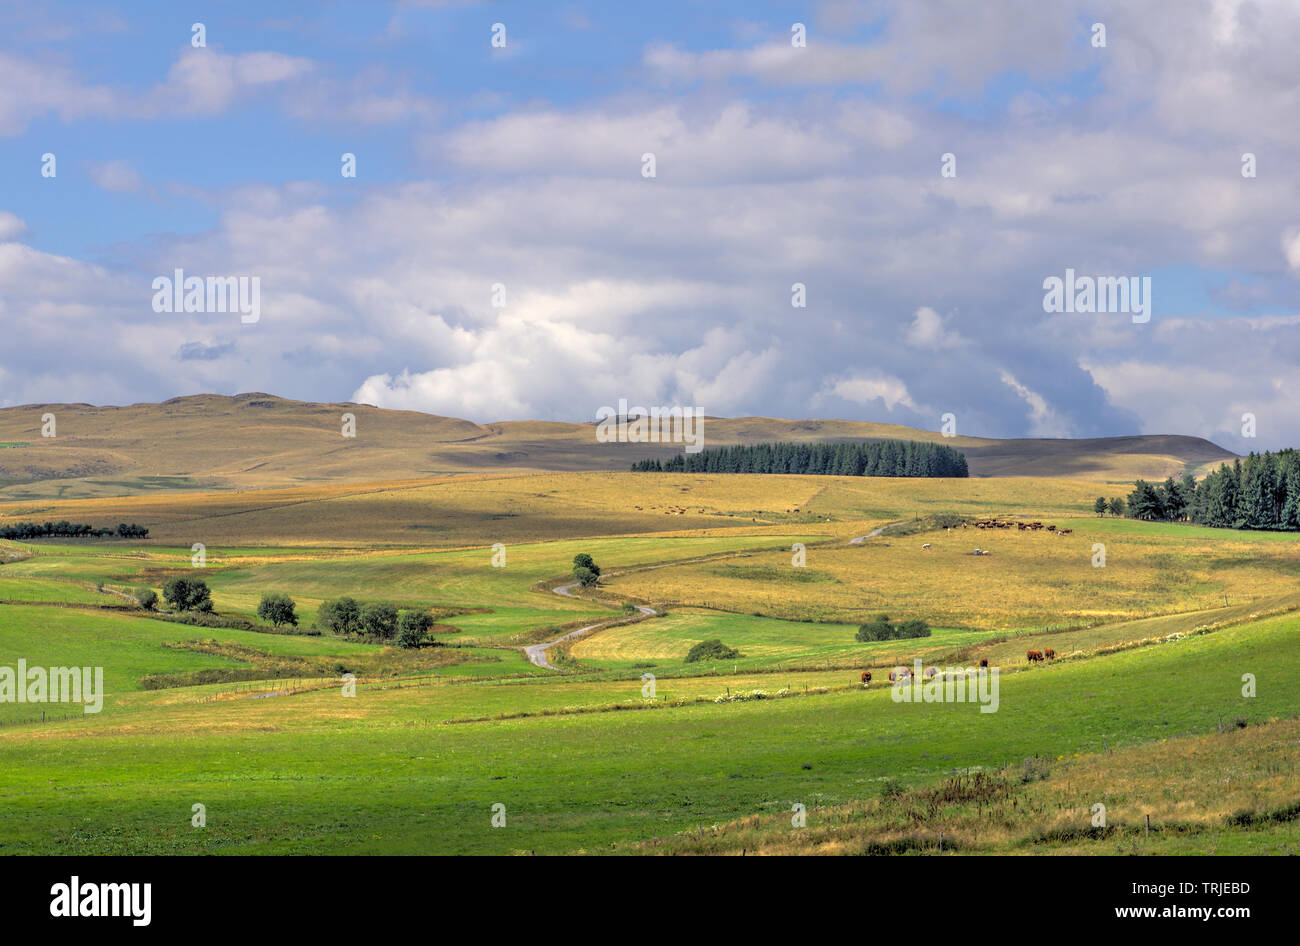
921, 543, 931, 550
1027, 650, 1044, 663
1044, 648, 1056, 659
861, 671, 872, 687
978, 658, 989, 668
888, 667, 912, 683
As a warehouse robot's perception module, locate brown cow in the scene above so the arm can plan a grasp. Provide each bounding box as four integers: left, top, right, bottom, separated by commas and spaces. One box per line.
861, 671, 872, 686
1044, 648, 1056, 659
978, 658, 989, 668
1027, 650, 1044, 662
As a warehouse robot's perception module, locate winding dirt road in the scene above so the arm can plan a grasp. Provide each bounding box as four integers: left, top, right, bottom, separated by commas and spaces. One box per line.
523, 583, 657, 670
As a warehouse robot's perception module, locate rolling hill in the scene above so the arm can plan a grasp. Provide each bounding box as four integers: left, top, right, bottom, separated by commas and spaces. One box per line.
0, 393, 1236, 499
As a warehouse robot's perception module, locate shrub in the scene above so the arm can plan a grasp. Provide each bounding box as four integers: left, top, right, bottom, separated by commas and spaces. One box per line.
685, 638, 741, 663
855, 614, 930, 642
134, 587, 158, 611
573, 566, 598, 587
257, 592, 298, 629
162, 576, 213, 613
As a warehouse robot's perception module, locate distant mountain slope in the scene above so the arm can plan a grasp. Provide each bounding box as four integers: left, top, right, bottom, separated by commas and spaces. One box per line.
0, 393, 1236, 499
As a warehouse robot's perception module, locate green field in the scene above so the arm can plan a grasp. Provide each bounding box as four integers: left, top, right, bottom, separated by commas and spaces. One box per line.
0, 470, 1297, 855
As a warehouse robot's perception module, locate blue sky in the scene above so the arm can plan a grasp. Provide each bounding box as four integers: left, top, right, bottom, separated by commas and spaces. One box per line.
3, 0, 1300, 452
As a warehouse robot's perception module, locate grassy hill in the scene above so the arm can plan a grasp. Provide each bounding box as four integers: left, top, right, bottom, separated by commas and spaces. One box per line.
0, 393, 1236, 500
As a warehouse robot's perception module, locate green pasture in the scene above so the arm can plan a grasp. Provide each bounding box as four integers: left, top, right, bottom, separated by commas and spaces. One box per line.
0, 611, 1295, 854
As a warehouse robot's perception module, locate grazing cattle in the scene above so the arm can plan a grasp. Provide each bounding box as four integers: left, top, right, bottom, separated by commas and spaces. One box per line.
861, 671, 872, 686
924, 667, 937, 679
1027, 650, 1044, 663
1059, 528, 1073, 535
978, 658, 989, 668
1044, 648, 1056, 659
888, 667, 911, 683
921, 543, 931, 549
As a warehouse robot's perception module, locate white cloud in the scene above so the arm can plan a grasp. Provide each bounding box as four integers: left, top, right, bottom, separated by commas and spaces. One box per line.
905, 307, 964, 350
823, 374, 921, 413
999, 371, 1075, 438
1283, 228, 1300, 272
0, 212, 28, 241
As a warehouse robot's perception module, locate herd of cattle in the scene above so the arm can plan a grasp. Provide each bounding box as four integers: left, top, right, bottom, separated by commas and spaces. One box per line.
859, 651, 1057, 686
966, 519, 1073, 535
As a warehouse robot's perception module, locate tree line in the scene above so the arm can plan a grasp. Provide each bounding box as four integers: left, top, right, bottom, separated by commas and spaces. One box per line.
1122, 449, 1300, 530
631, 440, 969, 478
0, 521, 149, 539
144, 578, 432, 647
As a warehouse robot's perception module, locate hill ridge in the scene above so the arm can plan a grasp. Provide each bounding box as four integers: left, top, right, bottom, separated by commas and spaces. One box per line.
0, 393, 1237, 499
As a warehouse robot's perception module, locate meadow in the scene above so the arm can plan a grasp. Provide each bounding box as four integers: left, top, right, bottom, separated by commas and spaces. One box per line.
0, 468, 1296, 855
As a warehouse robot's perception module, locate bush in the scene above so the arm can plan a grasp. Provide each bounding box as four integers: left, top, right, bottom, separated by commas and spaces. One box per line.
134, 587, 158, 611
855, 614, 930, 642
573, 566, 598, 588
685, 638, 741, 663
162, 576, 213, 613
318, 597, 362, 635
361, 601, 398, 639
396, 610, 435, 648
257, 592, 298, 629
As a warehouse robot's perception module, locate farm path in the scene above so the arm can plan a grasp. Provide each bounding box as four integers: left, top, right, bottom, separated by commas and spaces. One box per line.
849, 522, 899, 544
524, 583, 656, 670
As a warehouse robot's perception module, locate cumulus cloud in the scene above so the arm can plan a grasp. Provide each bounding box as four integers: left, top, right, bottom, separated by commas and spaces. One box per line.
3, 0, 1300, 450
821, 374, 923, 414
905, 307, 965, 350
999, 371, 1075, 438
0, 212, 27, 241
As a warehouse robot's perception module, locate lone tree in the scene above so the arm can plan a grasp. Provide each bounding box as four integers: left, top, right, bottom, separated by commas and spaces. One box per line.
257, 592, 298, 629
397, 610, 435, 648
162, 576, 213, 613
572, 553, 601, 587
318, 597, 362, 635
134, 587, 158, 611
1094, 496, 1108, 517
361, 601, 399, 639
1108, 496, 1127, 518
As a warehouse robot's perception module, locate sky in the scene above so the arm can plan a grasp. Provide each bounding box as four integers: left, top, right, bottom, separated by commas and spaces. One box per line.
2, 0, 1299, 452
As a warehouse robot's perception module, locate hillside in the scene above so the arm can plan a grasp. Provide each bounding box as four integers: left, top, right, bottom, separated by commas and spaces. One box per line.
0, 393, 1236, 499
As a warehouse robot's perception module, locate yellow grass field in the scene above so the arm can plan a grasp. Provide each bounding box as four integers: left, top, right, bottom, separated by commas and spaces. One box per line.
604, 510, 1300, 628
